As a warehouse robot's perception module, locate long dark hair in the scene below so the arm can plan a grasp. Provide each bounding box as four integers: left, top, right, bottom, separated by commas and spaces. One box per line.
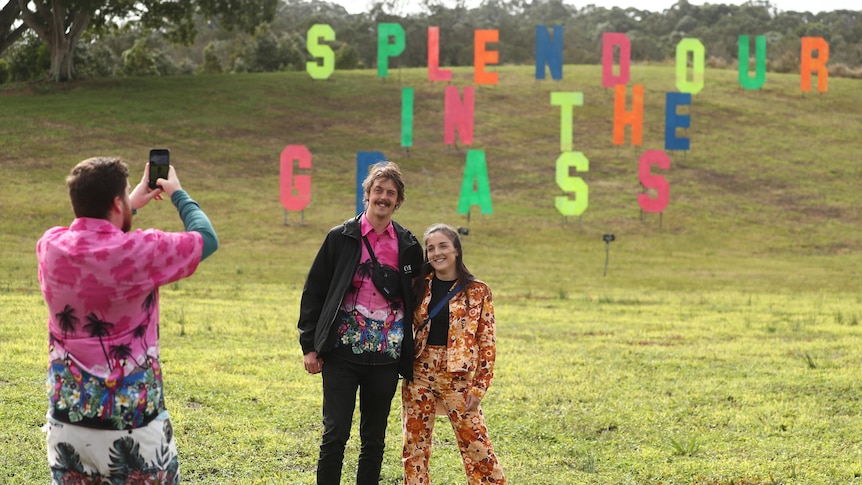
412, 223, 475, 308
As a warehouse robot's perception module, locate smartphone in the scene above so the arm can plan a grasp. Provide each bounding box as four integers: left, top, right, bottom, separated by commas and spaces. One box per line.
148, 148, 170, 190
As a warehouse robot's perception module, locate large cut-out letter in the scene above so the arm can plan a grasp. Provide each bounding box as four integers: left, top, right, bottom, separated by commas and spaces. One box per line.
356, 152, 387, 215
801, 37, 829, 93
306, 24, 335, 80
738, 35, 766, 90
665, 92, 691, 151
428, 27, 452, 82
536, 25, 563, 80
675, 38, 705, 95
638, 149, 671, 213
550, 92, 584, 152
280, 145, 311, 211
474, 30, 499, 85
555, 151, 589, 217
402, 87, 414, 148
378, 23, 405, 78
458, 150, 493, 214
613, 84, 644, 146
444, 86, 474, 146
602, 33, 630, 87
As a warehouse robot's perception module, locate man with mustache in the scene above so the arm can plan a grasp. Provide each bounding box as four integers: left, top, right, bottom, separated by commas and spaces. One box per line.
298, 161, 423, 484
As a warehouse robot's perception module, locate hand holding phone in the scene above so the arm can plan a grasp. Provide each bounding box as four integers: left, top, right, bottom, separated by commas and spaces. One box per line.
148, 149, 170, 190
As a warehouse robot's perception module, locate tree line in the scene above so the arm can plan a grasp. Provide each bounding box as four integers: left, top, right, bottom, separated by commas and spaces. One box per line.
1, 0, 860, 84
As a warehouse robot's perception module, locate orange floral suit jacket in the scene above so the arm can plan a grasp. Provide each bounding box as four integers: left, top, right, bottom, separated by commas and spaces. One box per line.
413, 274, 497, 400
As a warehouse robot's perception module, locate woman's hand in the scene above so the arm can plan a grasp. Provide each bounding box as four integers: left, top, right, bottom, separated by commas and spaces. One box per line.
465, 394, 481, 412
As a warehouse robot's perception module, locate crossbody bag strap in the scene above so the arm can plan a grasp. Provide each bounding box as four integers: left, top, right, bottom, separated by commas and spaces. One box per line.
361, 235, 378, 263
415, 283, 462, 334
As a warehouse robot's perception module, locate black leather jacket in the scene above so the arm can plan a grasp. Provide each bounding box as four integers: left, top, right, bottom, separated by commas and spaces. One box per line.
297, 214, 423, 380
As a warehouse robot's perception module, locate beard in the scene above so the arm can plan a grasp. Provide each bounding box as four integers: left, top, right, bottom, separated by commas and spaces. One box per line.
121, 199, 133, 233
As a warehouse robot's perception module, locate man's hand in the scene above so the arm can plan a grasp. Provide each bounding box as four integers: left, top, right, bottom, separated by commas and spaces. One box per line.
304, 351, 323, 374
130, 163, 163, 211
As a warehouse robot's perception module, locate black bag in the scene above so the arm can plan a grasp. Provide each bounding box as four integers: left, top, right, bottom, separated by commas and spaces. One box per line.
362, 236, 402, 301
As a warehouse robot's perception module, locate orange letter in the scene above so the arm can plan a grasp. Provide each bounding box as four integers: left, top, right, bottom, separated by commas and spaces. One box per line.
800, 37, 829, 93
613, 84, 644, 146
474, 29, 499, 85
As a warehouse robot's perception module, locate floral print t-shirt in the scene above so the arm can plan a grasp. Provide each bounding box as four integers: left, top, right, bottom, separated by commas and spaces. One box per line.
38, 217, 202, 430
337, 214, 405, 361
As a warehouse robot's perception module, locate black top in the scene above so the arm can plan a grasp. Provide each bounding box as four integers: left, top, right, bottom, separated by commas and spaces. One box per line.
427, 276, 457, 346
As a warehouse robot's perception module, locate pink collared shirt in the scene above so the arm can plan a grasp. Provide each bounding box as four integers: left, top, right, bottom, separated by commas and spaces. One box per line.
340, 213, 402, 321
38, 217, 202, 428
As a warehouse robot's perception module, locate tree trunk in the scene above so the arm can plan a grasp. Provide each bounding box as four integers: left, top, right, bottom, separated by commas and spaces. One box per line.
18, 0, 91, 82
48, 35, 76, 82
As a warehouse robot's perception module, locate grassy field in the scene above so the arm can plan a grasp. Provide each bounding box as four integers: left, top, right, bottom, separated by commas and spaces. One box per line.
1, 65, 861, 484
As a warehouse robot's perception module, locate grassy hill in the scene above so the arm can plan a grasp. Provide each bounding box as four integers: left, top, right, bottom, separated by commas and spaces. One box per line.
2, 65, 860, 296
2, 66, 861, 484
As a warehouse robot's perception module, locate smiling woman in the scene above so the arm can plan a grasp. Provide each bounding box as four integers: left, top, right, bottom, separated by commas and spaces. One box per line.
403, 223, 506, 485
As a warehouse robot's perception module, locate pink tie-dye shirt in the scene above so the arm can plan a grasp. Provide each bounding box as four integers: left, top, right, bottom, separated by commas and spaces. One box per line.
38, 217, 202, 430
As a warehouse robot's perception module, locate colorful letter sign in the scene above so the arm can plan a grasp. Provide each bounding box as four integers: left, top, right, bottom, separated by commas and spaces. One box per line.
402, 87, 414, 148
613, 84, 644, 146
638, 150, 670, 213
474, 29, 499, 85
665, 92, 691, 151
444, 86, 475, 146
280, 145, 311, 211
306, 24, 335, 80
377, 23, 405, 78
458, 150, 493, 214
536, 25, 563, 81
428, 27, 452, 82
801, 36, 829, 93
676, 38, 705, 95
555, 151, 589, 217
550, 92, 584, 152
738, 35, 766, 90
602, 33, 631, 88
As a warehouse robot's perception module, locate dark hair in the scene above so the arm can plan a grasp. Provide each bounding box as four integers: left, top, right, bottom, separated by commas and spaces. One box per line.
66, 157, 129, 219
412, 223, 476, 308
362, 160, 405, 208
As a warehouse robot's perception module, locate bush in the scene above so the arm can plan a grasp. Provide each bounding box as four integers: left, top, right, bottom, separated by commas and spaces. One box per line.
201, 42, 223, 74
75, 42, 118, 79
0, 59, 10, 84
335, 42, 360, 70
5, 33, 49, 81
121, 39, 160, 76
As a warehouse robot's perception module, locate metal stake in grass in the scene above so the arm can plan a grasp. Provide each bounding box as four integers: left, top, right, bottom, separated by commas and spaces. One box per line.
603, 233, 615, 276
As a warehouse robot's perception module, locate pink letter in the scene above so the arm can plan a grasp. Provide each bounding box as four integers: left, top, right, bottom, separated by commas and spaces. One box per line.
602, 33, 630, 88
280, 145, 311, 211
428, 27, 452, 82
638, 149, 670, 213
444, 86, 474, 146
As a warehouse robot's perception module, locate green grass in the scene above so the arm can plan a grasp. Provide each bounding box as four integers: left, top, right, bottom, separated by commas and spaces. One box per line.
1, 65, 861, 483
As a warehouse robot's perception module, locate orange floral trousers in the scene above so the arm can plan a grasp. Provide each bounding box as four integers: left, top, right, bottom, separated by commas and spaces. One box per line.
402, 345, 506, 484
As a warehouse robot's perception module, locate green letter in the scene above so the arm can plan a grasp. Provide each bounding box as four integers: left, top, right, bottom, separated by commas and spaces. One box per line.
306, 24, 335, 80
377, 23, 405, 78
457, 150, 493, 215
555, 151, 589, 216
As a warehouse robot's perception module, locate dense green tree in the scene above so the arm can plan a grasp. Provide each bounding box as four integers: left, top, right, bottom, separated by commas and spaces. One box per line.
17, 0, 277, 81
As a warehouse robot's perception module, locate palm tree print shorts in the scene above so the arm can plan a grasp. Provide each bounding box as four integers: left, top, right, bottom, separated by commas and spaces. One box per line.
44, 412, 179, 484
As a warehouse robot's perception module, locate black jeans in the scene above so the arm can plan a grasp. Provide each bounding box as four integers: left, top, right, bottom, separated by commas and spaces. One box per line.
317, 353, 400, 485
